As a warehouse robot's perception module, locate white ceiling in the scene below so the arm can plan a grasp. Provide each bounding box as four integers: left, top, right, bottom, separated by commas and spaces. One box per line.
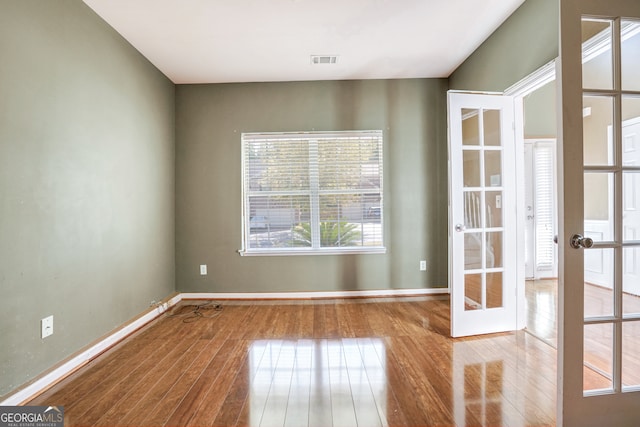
82, 0, 525, 84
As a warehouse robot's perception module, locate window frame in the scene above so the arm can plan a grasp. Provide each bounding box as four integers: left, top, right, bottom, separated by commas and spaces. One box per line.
240, 130, 385, 256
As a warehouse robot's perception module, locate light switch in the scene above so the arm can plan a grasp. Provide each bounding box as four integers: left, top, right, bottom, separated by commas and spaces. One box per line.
200, 264, 207, 275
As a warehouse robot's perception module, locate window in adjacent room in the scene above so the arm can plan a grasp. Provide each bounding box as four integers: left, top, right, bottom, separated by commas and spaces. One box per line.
240, 130, 385, 255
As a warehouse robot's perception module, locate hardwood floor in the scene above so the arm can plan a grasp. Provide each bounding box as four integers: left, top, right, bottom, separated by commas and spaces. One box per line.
525, 279, 640, 392
28, 296, 557, 426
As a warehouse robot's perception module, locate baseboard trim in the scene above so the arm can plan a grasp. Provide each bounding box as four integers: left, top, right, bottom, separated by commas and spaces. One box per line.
0, 287, 448, 405
182, 288, 449, 300
0, 293, 182, 406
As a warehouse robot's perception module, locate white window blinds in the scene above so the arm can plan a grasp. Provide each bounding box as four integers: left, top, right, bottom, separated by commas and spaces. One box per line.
241, 131, 384, 255
534, 142, 556, 270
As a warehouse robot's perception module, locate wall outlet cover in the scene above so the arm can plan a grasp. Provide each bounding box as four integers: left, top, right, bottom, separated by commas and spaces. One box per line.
41, 315, 53, 339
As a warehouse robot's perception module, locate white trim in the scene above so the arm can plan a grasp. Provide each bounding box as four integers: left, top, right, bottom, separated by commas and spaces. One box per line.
181, 288, 449, 300
238, 247, 387, 256
504, 60, 556, 97
515, 96, 527, 329
0, 294, 182, 406
508, 60, 561, 330
0, 287, 446, 405
447, 90, 504, 96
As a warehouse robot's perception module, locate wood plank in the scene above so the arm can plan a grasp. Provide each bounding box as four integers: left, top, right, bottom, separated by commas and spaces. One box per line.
70, 338, 174, 425
92, 337, 199, 426
283, 339, 313, 427
342, 338, 383, 427
124, 339, 219, 426
307, 339, 334, 427
184, 339, 252, 426
326, 339, 358, 427
258, 340, 297, 427
386, 335, 456, 426
356, 337, 408, 427
210, 348, 253, 427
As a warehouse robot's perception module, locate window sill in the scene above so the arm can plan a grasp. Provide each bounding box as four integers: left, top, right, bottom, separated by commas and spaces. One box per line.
238, 247, 387, 257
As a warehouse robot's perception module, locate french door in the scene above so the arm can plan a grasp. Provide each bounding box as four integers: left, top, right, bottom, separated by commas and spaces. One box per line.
558, 0, 640, 425
448, 92, 517, 337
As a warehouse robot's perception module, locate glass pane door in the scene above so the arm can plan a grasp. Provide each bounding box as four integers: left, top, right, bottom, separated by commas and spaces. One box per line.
449, 93, 516, 337
557, 2, 640, 423
462, 109, 505, 312
580, 16, 640, 395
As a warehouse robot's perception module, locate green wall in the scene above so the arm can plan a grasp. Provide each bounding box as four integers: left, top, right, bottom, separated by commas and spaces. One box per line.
176, 79, 448, 293
0, 1, 175, 397
524, 80, 557, 138
450, 0, 558, 92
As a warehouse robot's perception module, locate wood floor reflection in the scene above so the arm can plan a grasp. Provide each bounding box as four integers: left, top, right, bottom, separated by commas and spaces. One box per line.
525, 279, 640, 392
29, 296, 557, 426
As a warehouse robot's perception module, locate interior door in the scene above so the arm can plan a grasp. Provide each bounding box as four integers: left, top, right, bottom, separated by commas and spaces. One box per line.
558, 1, 640, 425
448, 92, 517, 337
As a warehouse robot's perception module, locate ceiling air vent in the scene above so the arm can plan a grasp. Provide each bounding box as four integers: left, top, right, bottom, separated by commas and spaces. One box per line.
311, 55, 338, 65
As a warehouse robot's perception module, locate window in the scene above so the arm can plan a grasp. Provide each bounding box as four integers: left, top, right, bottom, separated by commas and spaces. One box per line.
241, 131, 384, 255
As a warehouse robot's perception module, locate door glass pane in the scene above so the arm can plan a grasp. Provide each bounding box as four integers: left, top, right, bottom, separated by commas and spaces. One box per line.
621, 20, 640, 92
622, 97, 640, 165
623, 172, 640, 243
623, 246, 640, 316
583, 95, 614, 166
484, 150, 501, 187
465, 233, 482, 270
584, 172, 614, 242
483, 110, 501, 146
582, 18, 613, 90
465, 273, 482, 311
622, 321, 640, 388
485, 191, 503, 228
486, 232, 502, 268
584, 248, 614, 318
622, 95, 640, 145
486, 272, 503, 309
463, 150, 481, 187
462, 109, 480, 146
583, 323, 613, 392
464, 191, 482, 229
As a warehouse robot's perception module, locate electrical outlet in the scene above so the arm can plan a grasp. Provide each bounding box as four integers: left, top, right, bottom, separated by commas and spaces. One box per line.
420, 260, 427, 271
41, 315, 53, 339
200, 264, 207, 275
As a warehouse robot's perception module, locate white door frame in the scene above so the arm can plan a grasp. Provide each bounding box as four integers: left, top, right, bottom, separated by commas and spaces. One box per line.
504, 60, 557, 331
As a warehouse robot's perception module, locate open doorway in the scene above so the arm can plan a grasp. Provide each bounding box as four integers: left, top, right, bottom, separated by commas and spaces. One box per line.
515, 19, 640, 352
519, 79, 559, 347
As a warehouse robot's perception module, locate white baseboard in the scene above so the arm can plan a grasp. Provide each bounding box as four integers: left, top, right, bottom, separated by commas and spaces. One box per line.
0, 287, 447, 405
182, 288, 449, 300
